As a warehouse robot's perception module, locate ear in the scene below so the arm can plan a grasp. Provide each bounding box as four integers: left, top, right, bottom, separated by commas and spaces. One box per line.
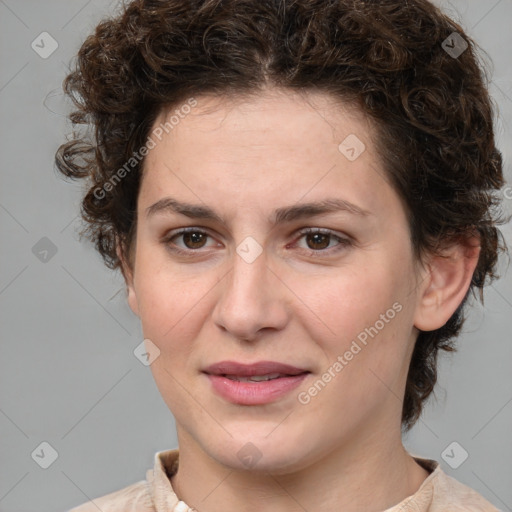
116, 242, 139, 317
413, 235, 481, 331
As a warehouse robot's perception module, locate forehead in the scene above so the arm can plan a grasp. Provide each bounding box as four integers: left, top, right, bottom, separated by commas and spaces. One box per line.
138, 88, 395, 221
150, 88, 373, 151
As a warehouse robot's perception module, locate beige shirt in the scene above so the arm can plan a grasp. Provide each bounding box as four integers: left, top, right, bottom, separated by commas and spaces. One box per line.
68, 449, 499, 512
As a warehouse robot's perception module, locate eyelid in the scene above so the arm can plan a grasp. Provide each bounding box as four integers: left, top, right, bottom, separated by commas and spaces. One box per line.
296, 226, 350, 239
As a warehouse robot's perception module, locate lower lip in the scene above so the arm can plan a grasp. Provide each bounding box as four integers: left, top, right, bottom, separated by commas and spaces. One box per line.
205, 373, 310, 405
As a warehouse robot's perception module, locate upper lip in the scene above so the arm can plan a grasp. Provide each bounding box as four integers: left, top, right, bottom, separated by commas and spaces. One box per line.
203, 360, 310, 377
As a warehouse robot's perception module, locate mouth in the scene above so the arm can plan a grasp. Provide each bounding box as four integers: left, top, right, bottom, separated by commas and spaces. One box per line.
202, 360, 310, 378
202, 360, 311, 405
221, 372, 302, 382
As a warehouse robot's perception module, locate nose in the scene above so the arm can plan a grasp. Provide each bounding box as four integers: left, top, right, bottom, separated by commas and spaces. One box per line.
211, 248, 290, 342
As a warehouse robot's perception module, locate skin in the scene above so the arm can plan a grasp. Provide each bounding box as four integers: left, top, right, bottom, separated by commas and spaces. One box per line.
120, 87, 480, 512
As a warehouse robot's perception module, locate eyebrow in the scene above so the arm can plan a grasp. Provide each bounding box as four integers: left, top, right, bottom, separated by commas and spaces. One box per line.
145, 196, 371, 224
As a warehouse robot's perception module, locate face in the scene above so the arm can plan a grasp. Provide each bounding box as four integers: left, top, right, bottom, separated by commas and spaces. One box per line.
124, 88, 427, 473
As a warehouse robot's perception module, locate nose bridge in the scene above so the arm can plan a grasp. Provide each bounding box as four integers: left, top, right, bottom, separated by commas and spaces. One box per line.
231, 251, 266, 296
212, 245, 288, 339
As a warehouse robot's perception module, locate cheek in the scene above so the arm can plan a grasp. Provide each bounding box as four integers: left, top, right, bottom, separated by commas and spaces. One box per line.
133, 263, 213, 407
293, 264, 399, 340
292, 260, 415, 383
133, 251, 215, 345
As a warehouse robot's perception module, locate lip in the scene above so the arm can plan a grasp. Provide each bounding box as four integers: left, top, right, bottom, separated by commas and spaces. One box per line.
203, 360, 309, 377
202, 360, 310, 405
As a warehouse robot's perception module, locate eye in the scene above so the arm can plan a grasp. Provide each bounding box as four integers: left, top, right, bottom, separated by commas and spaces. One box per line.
292, 228, 352, 256
162, 226, 352, 258
163, 228, 219, 255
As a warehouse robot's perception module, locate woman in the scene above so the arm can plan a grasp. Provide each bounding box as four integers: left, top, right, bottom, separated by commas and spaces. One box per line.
56, 0, 508, 510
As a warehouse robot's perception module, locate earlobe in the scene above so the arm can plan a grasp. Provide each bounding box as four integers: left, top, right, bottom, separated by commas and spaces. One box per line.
413, 236, 481, 332
126, 284, 140, 318
116, 243, 140, 318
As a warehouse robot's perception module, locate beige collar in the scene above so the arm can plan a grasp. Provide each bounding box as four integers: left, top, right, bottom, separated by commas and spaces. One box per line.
146, 449, 441, 512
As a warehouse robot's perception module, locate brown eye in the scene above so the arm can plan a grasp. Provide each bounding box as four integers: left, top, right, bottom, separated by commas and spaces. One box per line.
294, 228, 352, 257
305, 232, 331, 250
163, 228, 218, 255
182, 231, 208, 249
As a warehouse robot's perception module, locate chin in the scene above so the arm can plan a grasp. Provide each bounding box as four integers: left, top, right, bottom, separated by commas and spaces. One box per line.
203, 429, 319, 475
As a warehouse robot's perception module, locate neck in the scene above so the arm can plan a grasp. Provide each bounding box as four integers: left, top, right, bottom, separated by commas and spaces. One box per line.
169, 424, 430, 512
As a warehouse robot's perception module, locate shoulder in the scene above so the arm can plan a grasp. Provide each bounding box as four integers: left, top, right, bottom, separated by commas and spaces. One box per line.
431, 469, 500, 512
67, 479, 154, 512
66, 449, 180, 512
409, 456, 500, 512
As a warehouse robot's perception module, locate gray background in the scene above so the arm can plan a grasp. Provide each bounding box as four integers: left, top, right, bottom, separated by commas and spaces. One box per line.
0, 1, 511, 511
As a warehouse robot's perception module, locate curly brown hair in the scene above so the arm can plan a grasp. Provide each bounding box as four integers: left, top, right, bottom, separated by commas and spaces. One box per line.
55, 0, 508, 431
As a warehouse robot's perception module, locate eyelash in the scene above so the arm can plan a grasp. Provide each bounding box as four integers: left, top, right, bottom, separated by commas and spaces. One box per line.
162, 227, 352, 258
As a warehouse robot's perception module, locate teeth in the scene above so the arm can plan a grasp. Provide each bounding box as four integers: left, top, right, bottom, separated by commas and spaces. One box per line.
225, 373, 284, 382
